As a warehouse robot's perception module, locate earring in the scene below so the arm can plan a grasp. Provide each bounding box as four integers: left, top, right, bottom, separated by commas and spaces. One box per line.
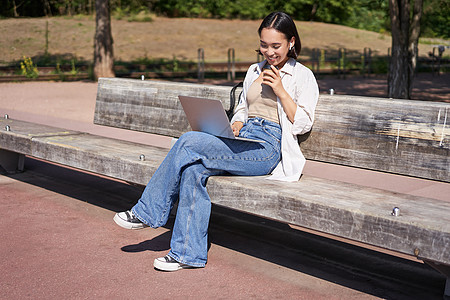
289, 43, 294, 51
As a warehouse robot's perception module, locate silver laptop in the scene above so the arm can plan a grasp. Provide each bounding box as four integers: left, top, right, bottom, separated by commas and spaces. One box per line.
178, 95, 263, 143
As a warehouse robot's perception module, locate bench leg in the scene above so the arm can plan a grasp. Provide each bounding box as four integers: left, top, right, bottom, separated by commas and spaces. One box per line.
447, 279, 450, 299
0, 149, 25, 174
424, 260, 450, 298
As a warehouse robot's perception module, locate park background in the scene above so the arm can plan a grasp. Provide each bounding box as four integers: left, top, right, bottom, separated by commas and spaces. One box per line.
0, 0, 448, 101
1, 2, 450, 299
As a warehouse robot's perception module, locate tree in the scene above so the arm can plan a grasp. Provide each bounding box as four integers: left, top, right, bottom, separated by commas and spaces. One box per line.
388, 0, 423, 99
94, 0, 115, 80
421, 0, 450, 39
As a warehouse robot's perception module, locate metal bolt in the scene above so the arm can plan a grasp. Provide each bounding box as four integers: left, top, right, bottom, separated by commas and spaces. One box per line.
4, 114, 9, 119
329, 88, 334, 95
5, 125, 10, 131
391, 207, 400, 216
139, 154, 145, 161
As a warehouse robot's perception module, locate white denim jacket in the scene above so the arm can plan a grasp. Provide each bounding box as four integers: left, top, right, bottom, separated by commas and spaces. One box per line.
230, 58, 319, 181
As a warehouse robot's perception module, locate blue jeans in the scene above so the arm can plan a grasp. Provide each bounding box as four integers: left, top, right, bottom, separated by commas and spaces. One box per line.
132, 117, 281, 267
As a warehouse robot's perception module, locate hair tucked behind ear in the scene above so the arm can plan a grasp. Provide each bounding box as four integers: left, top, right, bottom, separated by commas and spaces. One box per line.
258, 12, 301, 59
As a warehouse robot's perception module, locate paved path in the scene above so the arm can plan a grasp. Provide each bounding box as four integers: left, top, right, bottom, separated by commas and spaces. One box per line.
317, 73, 450, 102
0, 79, 448, 299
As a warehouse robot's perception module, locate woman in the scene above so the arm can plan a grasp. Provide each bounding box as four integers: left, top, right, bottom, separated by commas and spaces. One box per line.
114, 11, 319, 271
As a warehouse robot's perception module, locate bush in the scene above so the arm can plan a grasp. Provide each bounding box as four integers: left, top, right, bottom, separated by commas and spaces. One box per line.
113, 7, 154, 22
20, 56, 39, 78
370, 56, 389, 74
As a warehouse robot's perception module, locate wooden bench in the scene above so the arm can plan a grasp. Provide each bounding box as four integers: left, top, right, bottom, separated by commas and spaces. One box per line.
1, 77, 449, 296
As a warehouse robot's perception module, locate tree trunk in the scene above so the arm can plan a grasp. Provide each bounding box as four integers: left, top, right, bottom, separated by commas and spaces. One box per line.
94, 0, 115, 80
43, 0, 52, 17
310, 2, 318, 20
388, 0, 410, 99
388, 0, 423, 99
13, 0, 19, 17
408, 0, 423, 97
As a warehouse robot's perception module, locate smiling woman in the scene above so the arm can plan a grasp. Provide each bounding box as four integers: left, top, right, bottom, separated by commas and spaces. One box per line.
236, 12, 307, 125
113, 11, 319, 272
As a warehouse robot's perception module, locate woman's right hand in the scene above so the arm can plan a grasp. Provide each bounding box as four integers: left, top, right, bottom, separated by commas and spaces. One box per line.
231, 121, 243, 136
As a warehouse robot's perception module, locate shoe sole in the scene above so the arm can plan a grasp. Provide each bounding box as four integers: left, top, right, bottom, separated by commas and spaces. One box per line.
113, 213, 148, 230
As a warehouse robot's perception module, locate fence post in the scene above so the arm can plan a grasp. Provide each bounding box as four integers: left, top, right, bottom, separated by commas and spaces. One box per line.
432, 47, 436, 75
227, 48, 235, 82
363, 47, 372, 77
320, 49, 326, 74
338, 48, 342, 78
361, 53, 365, 77
338, 48, 346, 79
311, 48, 320, 76
432, 46, 444, 76
387, 47, 391, 75
45, 20, 49, 56
362, 48, 366, 76
197, 48, 205, 83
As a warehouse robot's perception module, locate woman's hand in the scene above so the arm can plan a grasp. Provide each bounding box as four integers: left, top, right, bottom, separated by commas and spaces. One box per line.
262, 65, 297, 123
262, 65, 284, 96
231, 121, 243, 136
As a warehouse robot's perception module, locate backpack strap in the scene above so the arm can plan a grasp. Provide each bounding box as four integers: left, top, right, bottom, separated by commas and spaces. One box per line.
226, 81, 243, 121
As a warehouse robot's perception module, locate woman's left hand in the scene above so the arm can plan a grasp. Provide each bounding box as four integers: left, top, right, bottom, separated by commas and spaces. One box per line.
262, 65, 297, 123
262, 65, 285, 97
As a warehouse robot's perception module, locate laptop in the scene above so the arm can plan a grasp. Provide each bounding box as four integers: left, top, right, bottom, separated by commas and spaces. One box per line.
178, 95, 263, 143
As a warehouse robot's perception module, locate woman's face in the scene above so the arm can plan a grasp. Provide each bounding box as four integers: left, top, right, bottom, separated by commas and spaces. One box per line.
259, 28, 293, 68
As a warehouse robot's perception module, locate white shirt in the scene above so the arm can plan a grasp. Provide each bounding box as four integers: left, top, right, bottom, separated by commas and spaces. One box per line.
230, 58, 319, 181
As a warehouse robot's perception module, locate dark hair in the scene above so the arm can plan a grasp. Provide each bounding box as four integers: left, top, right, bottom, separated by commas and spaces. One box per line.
258, 12, 301, 59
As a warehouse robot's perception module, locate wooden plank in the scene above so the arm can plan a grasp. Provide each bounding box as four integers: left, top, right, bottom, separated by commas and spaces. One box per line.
0, 119, 166, 183
301, 95, 450, 182
0, 118, 81, 155
207, 175, 450, 266
94, 78, 233, 138
31, 133, 168, 185
94, 78, 449, 182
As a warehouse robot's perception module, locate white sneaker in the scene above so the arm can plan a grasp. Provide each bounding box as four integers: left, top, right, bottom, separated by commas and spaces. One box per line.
154, 255, 193, 272
113, 210, 149, 230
